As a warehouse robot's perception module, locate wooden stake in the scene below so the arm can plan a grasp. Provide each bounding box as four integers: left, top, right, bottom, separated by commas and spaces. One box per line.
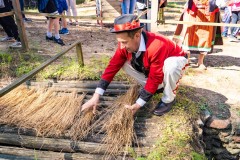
12, 0, 29, 51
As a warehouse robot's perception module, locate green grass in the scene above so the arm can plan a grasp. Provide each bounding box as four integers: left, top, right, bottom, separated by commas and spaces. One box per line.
167, 2, 185, 9
37, 55, 129, 81
0, 49, 43, 78
76, 0, 85, 4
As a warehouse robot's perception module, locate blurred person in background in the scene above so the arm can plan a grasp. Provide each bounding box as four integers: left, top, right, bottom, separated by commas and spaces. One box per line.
0, 0, 22, 48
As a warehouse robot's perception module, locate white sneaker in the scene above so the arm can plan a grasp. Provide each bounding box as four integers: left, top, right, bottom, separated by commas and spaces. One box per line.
9, 41, 22, 48
0, 36, 14, 42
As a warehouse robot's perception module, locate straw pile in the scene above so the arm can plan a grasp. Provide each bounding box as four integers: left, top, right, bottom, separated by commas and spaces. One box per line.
0, 86, 39, 122
0, 86, 86, 137
69, 109, 98, 141
99, 85, 140, 157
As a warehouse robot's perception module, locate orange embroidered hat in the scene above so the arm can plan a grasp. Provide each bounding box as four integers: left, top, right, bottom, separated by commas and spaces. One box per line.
110, 14, 144, 33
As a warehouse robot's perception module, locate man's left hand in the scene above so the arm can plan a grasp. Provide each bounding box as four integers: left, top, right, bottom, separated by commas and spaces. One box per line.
125, 103, 141, 115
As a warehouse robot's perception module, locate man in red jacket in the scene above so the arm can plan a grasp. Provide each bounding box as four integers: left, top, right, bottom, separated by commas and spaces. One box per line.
81, 14, 188, 116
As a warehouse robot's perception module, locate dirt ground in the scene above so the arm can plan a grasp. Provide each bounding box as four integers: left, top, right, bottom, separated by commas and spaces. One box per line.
0, 1, 239, 122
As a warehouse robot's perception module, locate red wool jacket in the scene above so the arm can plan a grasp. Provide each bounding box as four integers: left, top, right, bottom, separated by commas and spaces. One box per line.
99, 31, 185, 101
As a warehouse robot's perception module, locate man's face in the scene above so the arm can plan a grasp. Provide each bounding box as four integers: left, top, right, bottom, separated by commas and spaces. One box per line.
116, 31, 141, 53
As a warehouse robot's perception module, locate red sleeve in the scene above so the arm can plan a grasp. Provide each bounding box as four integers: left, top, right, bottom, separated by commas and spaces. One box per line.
101, 47, 128, 83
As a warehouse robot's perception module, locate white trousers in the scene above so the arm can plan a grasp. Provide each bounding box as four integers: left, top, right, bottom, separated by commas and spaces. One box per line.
122, 56, 188, 103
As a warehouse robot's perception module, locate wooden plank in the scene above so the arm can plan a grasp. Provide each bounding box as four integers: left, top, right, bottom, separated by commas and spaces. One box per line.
0, 11, 14, 18
76, 43, 84, 67
12, 0, 29, 51
26, 81, 130, 89
24, 11, 104, 20
165, 20, 240, 27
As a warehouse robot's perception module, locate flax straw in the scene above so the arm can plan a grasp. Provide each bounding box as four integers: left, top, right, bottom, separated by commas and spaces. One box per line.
69, 109, 98, 141
99, 85, 140, 157
0, 86, 85, 137
26, 91, 85, 137
0, 86, 37, 123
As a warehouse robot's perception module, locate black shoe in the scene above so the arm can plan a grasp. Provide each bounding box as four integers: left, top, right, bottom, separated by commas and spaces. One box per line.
53, 37, 65, 46
24, 18, 32, 22
153, 99, 176, 116
46, 36, 54, 41
155, 88, 164, 94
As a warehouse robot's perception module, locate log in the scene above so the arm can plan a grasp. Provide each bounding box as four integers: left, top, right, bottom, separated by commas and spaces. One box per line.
28, 81, 130, 89
53, 88, 128, 95
0, 133, 106, 154
0, 125, 36, 137
0, 11, 14, 18
0, 133, 150, 155
0, 145, 124, 160
0, 153, 31, 160
0, 124, 158, 149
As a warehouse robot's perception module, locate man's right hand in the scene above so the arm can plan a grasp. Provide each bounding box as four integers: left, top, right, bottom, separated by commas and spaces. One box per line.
81, 93, 100, 114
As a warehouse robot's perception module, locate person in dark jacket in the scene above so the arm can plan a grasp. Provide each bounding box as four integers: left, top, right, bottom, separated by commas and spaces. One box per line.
0, 0, 22, 48
81, 14, 188, 116
38, 0, 65, 45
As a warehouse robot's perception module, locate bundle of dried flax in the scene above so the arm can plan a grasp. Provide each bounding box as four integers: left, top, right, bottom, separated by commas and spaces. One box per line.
99, 85, 140, 157
0, 86, 85, 137
24, 91, 85, 137
69, 109, 98, 141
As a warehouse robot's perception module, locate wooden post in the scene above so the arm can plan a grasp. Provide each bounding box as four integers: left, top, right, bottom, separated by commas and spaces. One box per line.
12, 0, 29, 51
76, 43, 84, 67
150, 0, 158, 32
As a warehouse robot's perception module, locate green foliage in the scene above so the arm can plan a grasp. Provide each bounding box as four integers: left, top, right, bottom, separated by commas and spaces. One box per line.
237, 110, 240, 117
191, 152, 207, 160
0, 51, 43, 78
198, 102, 212, 114
76, 0, 85, 4
167, 2, 183, 9
0, 53, 13, 64
15, 53, 42, 77
0, 53, 13, 77
136, 158, 146, 160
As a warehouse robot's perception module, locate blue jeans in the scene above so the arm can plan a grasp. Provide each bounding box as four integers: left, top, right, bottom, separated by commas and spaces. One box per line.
121, 0, 136, 14
230, 11, 240, 37
222, 7, 231, 37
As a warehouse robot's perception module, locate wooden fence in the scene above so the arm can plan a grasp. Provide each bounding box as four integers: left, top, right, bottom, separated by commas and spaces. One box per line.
0, 40, 84, 97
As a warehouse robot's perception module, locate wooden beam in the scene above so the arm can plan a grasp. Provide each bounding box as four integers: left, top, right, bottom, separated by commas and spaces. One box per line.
0, 11, 14, 18
76, 43, 84, 67
28, 81, 130, 89
12, 0, 29, 51
23, 11, 104, 20
165, 20, 240, 27
140, 19, 240, 27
